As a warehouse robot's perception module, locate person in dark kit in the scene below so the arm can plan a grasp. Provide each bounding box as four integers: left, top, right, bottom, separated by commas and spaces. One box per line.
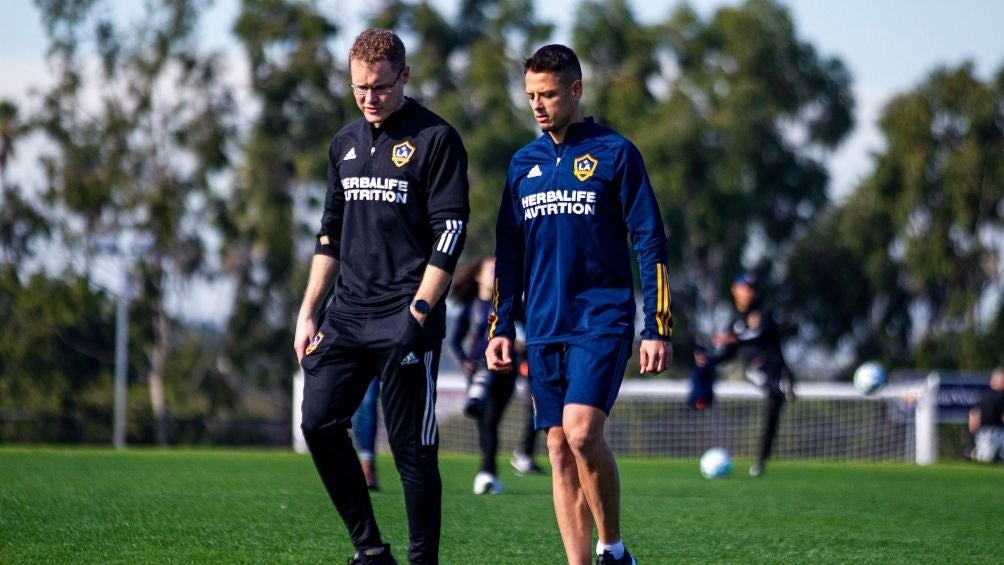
293, 28, 470, 565
712, 272, 795, 477
449, 256, 542, 495
969, 367, 1004, 463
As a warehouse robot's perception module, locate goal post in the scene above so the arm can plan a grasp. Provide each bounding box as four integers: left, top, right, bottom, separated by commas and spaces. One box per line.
292, 370, 308, 454
913, 372, 939, 465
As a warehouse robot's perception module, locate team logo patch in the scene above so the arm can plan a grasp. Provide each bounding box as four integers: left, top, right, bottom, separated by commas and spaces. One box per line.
305, 332, 324, 356
391, 141, 416, 167
572, 154, 598, 181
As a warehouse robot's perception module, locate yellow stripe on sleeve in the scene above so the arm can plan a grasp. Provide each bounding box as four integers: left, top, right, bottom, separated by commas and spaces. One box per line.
487, 277, 500, 339
655, 263, 672, 337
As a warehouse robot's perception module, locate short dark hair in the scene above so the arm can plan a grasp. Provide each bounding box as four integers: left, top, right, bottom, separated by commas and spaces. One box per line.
523, 44, 582, 85
350, 28, 406, 72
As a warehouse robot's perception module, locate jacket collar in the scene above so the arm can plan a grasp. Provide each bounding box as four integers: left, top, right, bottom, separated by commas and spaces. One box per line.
551, 116, 595, 146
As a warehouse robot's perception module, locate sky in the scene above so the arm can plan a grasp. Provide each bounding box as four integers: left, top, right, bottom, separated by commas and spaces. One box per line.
2, 0, 1001, 201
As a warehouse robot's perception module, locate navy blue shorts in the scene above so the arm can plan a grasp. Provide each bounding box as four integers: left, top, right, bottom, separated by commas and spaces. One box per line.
526, 336, 632, 429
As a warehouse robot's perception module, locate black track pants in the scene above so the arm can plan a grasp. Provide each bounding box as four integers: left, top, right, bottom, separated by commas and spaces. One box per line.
300, 307, 442, 564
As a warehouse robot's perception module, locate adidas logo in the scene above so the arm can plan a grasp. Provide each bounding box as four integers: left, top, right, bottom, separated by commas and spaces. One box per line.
527, 164, 542, 178
343, 147, 357, 161
400, 351, 420, 366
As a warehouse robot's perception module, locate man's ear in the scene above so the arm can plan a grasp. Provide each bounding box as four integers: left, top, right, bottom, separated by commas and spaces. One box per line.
571, 79, 583, 102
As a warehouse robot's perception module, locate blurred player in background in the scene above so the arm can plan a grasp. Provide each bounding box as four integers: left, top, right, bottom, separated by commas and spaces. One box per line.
352, 378, 381, 490
449, 256, 541, 495
487, 44, 672, 565
712, 272, 795, 477
969, 367, 1004, 463
294, 28, 469, 565
510, 352, 545, 477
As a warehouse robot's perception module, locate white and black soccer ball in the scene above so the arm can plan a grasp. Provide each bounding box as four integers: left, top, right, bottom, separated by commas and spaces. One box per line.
853, 361, 887, 395
699, 447, 732, 479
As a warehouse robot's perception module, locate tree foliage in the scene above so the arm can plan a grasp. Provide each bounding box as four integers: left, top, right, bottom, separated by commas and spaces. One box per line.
788, 62, 1004, 369
0, 101, 50, 269
0, 265, 115, 441
223, 0, 348, 399
27, 0, 237, 443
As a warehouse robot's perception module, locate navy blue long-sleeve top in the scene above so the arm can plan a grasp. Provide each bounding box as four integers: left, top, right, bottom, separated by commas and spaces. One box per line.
489, 118, 671, 345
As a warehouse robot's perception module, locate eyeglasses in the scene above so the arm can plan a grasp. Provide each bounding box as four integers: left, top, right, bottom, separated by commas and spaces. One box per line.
349, 69, 403, 97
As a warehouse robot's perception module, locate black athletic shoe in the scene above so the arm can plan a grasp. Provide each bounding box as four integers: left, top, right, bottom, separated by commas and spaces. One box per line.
348, 544, 398, 565
596, 549, 637, 565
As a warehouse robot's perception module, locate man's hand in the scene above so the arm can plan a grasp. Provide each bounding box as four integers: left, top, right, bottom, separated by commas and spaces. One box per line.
293, 254, 339, 364
639, 339, 672, 375
486, 336, 514, 372
293, 316, 317, 364
409, 302, 428, 327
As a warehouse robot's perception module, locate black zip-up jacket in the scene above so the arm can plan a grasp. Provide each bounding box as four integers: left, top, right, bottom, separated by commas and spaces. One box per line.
316, 98, 470, 339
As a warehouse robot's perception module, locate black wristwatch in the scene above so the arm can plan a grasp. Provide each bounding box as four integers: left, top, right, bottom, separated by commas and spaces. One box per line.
412, 299, 431, 314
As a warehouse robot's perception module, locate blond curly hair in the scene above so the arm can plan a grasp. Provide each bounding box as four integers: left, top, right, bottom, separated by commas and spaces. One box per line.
349, 28, 406, 71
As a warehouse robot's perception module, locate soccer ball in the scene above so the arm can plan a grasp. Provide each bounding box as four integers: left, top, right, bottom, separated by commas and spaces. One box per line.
699, 447, 732, 479
853, 361, 887, 395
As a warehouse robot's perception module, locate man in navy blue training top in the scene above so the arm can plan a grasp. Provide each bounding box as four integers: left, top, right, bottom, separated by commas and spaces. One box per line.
294, 28, 469, 565
486, 44, 672, 565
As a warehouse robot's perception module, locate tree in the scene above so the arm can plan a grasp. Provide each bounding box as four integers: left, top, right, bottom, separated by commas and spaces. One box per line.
31, 0, 236, 443
788, 62, 1004, 370
0, 100, 49, 269
225, 0, 350, 425
572, 0, 661, 134
0, 266, 116, 442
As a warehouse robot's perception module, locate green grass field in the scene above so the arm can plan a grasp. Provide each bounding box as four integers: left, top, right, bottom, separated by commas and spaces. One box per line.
1, 448, 1001, 564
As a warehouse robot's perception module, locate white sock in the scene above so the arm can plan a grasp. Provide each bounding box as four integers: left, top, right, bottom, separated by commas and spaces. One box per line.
597, 540, 625, 559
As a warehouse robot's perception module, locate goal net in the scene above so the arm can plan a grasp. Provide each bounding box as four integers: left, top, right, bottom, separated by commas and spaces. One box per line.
294, 372, 940, 465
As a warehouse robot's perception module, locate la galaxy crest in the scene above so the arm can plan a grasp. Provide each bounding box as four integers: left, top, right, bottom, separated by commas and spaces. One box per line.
305, 332, 324, 356
572, 154, 598, 181
392, 141, 416, 167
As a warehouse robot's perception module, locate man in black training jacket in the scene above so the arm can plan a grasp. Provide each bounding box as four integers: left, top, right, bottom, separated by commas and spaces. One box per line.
293, 28, 470, 565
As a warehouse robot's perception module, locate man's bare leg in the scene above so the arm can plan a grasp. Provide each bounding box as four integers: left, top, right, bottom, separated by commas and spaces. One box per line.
562, 404, 621, 547
548, 426, 594, 565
